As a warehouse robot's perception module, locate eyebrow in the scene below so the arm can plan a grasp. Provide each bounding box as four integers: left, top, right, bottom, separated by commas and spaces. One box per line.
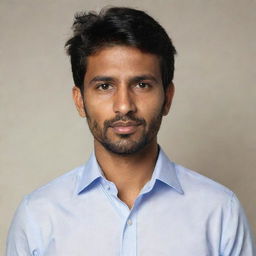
129, 75, 159, 84
89, 74, 159, 85
89, 76, 115, 85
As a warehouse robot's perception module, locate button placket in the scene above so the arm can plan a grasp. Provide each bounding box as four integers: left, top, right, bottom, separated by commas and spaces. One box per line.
121, 211, 137, 256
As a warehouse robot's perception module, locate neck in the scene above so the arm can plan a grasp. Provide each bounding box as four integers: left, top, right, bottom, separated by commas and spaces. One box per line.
94, 139, 159, 208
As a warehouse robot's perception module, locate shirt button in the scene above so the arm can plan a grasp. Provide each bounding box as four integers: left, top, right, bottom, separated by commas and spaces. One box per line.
106, 185, 110, 190
127, 219, 133, 226
32, 250, 39, 256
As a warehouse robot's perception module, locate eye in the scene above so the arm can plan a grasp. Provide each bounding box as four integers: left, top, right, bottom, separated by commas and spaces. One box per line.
96, 83, 113, 91
135, 82, 150, 89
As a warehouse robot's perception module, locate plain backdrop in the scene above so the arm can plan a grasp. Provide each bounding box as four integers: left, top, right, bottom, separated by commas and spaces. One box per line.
0, 0, 255, 253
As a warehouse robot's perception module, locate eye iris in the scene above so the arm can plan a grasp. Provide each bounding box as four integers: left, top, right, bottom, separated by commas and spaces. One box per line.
101, 84, 109, 90
139, 83, 146, 88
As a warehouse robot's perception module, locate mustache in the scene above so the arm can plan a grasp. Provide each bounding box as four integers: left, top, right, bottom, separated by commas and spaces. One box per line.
104, 114, 146, 128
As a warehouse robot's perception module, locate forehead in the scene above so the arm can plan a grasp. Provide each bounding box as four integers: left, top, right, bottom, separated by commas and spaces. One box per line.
84, 46, 162, 82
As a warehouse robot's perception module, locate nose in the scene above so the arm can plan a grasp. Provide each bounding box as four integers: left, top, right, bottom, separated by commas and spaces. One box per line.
113, 86, 137, 115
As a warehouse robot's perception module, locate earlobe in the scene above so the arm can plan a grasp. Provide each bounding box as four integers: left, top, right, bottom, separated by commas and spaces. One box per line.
163, 83, 175, 116
72, 86, 86, 118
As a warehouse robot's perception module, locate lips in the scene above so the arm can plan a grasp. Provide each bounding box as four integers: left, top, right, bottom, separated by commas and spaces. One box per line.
111, 121, 141, 127
110, 121, 141, 134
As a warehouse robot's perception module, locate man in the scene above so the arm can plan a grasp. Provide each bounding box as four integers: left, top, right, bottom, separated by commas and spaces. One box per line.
6, 7, 255, 256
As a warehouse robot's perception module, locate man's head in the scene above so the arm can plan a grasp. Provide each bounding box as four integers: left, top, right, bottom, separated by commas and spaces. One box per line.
65, 7, 176, 92
66, 7, 177, 155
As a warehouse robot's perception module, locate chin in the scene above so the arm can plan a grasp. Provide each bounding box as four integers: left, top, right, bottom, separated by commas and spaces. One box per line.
101, 138, 149, 155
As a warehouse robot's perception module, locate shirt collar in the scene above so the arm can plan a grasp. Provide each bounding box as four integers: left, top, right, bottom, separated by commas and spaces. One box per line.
77, 147, 184, 195
77, 151, 102, 194
151, 148, 184, 194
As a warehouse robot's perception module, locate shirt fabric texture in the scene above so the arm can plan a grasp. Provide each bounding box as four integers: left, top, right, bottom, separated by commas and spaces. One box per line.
6, 148, 255, 256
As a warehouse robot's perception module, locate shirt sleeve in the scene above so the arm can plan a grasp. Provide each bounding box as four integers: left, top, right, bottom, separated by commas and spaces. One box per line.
6, 196, 40, 256
221, 193, 256, 256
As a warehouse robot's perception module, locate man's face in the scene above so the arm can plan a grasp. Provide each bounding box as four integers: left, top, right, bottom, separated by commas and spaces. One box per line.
73, 46, 174, 155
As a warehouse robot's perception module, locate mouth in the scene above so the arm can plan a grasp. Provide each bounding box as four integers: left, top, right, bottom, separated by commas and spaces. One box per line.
110, 121, 141, 135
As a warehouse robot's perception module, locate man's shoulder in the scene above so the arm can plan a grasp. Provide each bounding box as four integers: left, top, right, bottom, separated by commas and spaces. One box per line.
173, 162, 234, 203
25, 164, 84, 206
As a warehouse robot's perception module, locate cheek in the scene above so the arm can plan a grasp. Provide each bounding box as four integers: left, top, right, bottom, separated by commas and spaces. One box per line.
84, 98, 113, 127
138, 94, 165, 117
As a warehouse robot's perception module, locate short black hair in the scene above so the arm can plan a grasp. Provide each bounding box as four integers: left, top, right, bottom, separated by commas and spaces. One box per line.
65, 7, 177, 91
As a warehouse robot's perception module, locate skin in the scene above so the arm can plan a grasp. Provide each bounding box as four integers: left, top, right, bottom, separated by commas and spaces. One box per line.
73, 46, 174, 208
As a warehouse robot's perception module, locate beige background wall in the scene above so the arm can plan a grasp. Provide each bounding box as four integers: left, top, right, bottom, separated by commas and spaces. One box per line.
1, 0, 255, 253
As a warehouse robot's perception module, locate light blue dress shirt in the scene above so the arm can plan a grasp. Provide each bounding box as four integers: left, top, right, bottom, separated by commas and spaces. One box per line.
6, 148, 255, 256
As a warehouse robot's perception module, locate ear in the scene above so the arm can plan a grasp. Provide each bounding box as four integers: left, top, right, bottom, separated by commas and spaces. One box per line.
162, 83, 175, 116
72, 86, 86, 118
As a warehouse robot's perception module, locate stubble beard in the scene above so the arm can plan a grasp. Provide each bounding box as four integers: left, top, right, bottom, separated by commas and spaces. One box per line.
84, 108, 164, 156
